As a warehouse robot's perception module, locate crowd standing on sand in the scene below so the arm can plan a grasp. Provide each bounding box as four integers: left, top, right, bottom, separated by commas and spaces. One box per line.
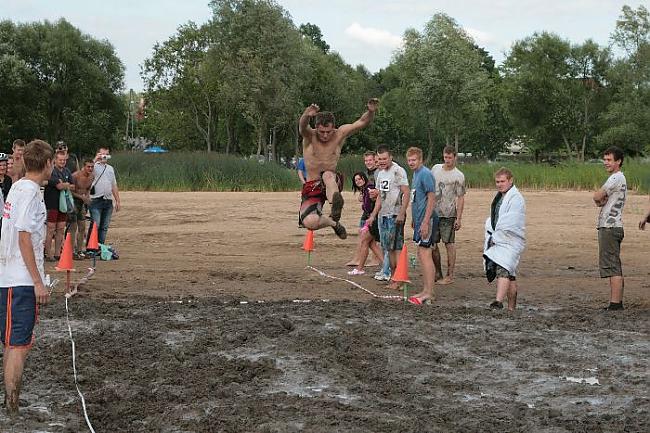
298, 99, 644, 312
0, 138, 120, 415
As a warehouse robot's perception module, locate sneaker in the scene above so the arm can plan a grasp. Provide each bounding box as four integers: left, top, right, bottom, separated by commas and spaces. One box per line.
374, 271, 391, 281
347, 268, 365, 276
333, 222, 347, 239
489, 300, 504, 309
604, 302, 624, 311
330, 192, 344, 222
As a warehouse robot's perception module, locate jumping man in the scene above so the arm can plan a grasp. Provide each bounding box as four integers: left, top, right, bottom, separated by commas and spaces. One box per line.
298, 98, 379, 238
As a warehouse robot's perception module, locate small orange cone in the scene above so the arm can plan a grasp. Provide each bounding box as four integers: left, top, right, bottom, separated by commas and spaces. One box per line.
56, 232, 75, 272
391, 245, 410, 283
86, 221, 99, 251
302, 230, 314, 252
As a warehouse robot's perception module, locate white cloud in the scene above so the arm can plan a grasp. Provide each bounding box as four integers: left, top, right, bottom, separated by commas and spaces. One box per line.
344, 22, 403, 49
464, 27, 496, 45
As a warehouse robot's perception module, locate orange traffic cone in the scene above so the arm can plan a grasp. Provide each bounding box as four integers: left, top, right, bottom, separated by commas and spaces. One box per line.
56, 232, 75, 272
86, 221, 99, 251
302, 230, 315, 252
391, 245, 410, 283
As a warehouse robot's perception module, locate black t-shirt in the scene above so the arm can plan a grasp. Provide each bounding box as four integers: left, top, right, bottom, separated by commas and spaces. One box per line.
0, 176, 11, 200
66, 153, 80, 174
44, 166, 73, 210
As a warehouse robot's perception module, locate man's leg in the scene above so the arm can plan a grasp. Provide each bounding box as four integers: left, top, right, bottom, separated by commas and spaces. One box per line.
302, 214, 346, 239
493, 277, 509, 307
443, 242, 457, 281
431, 243, 444, 282
3, 347, 30, 414
507, 280, 518, 311
414, 245, 435, 300
76, 219, 86, 254
45, 222, 56, 259
97, 202, 113, 245
322, 171, 343, 222
54, 220, 66, 257
609, 276, 624, 303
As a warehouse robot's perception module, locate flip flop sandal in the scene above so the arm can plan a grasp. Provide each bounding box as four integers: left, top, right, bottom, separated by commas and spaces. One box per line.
347, 268, 365, 276
408, 296, 432, 305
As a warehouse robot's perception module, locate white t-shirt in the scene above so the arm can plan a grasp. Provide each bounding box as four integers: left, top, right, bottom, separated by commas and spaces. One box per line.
91, 163, 117, 200
376, 162, 409, 217
0, 179, 47, 287
431, 164, 466, 218
597, 171, 626, 228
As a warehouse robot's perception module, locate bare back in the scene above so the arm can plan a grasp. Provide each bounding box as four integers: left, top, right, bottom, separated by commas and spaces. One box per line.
302, 131, 345, 182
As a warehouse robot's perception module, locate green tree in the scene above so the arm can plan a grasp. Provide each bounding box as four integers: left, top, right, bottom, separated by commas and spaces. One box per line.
598, 5, 650, 155
299, 23, 329, 53
0, 19, 125, 155
142, 22, 220, 152
394, 14, 490, 155
210, 0, 305, 161
503, 32, 610, 160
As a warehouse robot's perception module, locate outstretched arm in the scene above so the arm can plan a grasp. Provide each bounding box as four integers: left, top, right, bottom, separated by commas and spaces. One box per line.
337, 98, 379, 138
299, 104, 319, 139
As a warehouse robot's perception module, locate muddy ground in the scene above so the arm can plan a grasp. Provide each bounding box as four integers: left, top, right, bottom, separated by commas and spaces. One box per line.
0, 190, 648, 432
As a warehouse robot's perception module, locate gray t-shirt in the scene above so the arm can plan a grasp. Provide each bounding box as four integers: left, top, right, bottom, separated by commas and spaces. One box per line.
91, 163, 117, 200
597, 171, 626, 228
431, 164, 465, 218
376, 162, 409, 217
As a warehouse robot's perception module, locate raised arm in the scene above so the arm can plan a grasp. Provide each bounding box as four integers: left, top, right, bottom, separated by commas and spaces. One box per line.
299, 104, 320, 139
337, 98, 379, 139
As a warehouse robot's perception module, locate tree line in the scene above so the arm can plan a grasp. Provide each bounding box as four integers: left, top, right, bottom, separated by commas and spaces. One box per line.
1, 2, 648, 162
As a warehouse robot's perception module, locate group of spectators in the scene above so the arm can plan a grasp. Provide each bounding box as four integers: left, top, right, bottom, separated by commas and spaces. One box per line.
0, 139, 121, 414
298, 143, 650, 312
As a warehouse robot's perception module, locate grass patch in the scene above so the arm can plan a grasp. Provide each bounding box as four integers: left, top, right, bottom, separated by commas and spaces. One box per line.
112, 152, 650, 193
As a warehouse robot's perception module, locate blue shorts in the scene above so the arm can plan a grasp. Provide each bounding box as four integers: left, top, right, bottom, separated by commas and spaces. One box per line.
413, 216, 438, 248
379, 215, 404, 251
1, 286, 37, 348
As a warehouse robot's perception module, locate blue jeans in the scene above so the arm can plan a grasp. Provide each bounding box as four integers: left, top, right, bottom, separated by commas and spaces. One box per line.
89, 198, 113, 245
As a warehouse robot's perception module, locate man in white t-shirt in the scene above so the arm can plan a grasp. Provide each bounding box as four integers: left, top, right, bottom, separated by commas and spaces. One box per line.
431, 146, 466, 285
366, 145, 410, 290
89, 147, 121, 245
0, 139, 53, 414
593, 146, 627, 311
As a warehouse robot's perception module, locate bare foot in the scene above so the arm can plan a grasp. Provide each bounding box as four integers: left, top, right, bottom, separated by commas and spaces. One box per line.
366, 261, 381, 267
386, 281, 404, 291
345, 261, 359, 267
437, 276, 454, 285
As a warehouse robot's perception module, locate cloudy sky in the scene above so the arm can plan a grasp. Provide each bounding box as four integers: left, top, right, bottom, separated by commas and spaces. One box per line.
3, 0, 645, 91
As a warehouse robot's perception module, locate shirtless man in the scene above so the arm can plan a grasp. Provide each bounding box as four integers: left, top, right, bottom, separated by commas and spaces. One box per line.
10, 139, 26, 183
71, 159, 95, 259
298, 98, 379, 238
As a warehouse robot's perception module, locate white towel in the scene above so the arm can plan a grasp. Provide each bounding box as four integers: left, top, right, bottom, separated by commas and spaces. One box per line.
484, 185, 526, 276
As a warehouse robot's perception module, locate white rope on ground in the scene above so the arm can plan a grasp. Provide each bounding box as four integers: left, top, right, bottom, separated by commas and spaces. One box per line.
307, 266, 402, 300
64, 295, 97, 433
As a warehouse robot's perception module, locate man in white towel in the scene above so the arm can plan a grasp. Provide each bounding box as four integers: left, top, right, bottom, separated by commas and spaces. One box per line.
483, 167, 526, 311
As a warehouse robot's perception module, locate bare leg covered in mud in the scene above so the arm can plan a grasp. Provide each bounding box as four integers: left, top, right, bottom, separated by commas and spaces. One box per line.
409, 245, 436, 304
3, 347, 29, 415
493, 277, 517, 311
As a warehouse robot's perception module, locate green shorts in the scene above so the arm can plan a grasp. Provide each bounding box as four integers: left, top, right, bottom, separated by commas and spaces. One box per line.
434, 217, 456, 244
598, 227, 624, 278
496, 264, 516, 281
